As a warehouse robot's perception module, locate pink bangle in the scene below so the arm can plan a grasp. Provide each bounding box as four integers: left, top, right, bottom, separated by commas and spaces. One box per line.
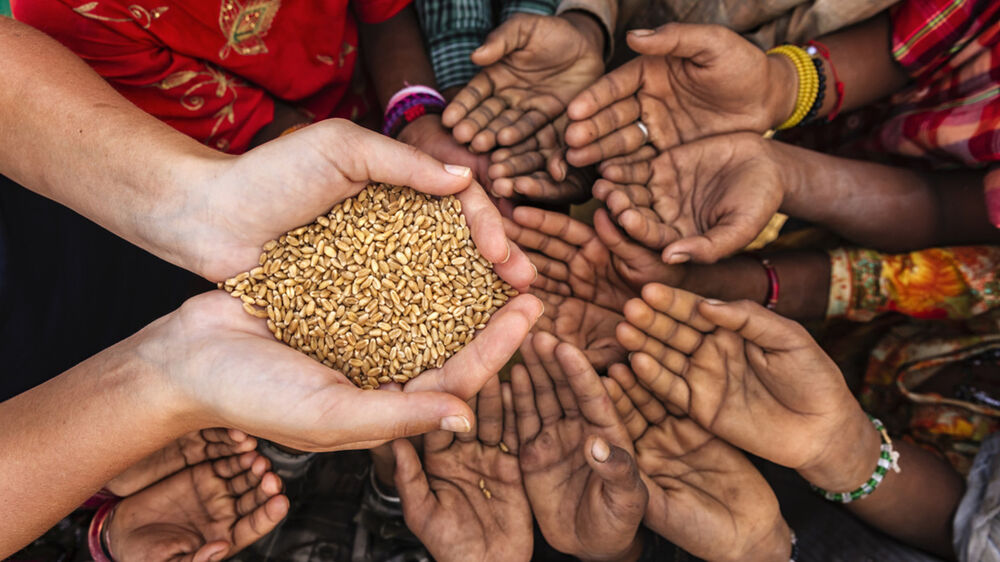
755, 256, 780, 310
385, 85, 445, 117
88, 498, 121, 562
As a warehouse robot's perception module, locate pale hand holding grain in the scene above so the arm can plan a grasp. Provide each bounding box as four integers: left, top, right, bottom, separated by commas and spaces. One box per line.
222, 184, 516, 388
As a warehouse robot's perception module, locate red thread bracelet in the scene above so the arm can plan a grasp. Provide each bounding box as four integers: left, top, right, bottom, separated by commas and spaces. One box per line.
756, 257, 780, 310
806, 40, 844, 122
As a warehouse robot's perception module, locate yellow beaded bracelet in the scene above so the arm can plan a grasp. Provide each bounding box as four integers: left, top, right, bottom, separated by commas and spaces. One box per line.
767, 44, 819, 130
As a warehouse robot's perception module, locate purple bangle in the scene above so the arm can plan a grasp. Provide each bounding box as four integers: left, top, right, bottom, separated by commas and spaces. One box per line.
383, 92, 446, 138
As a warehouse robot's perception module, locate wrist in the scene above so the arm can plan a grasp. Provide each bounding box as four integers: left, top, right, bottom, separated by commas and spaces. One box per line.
732, 519, 792, 562
764, 53, 799, 131
797, 405, 882, 492
560, 10, 606, 59
581, 533, 643, 562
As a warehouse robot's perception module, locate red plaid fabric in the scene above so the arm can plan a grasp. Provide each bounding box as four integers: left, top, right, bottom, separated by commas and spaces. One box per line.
864, 0, 1000, 167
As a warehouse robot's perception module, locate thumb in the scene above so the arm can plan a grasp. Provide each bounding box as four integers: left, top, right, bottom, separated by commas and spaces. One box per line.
335, 388, 476, 446
392, 438, 436, 523
661, 212, 761, 265
584, 435, 648, 518
329, 121, 475, 195
192, 541, 231, 562
471, 17, 532, 66
626, 23, 725, 65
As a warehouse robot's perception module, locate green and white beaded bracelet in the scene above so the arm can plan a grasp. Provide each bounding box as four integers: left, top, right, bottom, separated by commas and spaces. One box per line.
812, 415, 901, 503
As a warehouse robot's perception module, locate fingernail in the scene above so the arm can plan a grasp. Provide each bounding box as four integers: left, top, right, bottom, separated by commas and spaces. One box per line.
667, 253, 690, 264
704, 299, 724, 305
531, 262, 538, 282
440, 415, 471, 433
445, 164, 471, 177
536, 302, 545, 321
591, 437, 611, 462
629, 28, 655, 37
627, 352, 634, 363
501, 240, 512, 264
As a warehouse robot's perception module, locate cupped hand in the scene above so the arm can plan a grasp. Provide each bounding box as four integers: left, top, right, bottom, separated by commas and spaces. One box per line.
565, 23, 792, 166
512, 333, 647, 560
532, 289, 624, 370
443, 13, 604, 152
143, 290, 541, 452
486, 116, 590, 204
106, 451, 288, 562
187, 119, 534, 288
604, 367, 792, 562
105, 428, 257, 497
393, 376, 532, 562
615, 283, 863, 471
594, 132, 786, 264
505, 205, 682, 310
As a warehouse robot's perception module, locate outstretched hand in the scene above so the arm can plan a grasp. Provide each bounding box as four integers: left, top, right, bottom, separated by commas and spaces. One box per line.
605, 366, 792, 562
106, 451, 288, 561
565, 23, 792, 166
594, 133, 787, 264
615, 283, 866, 471
393, 376, 532, 562
512, 333, 647, 561
443, 13, 604, 153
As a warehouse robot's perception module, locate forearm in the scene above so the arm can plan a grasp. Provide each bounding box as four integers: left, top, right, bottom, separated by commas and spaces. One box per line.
0, 329, 196, 556
776, 142, 999, 250
361, 6, 440, 109
680, 251, 831, 321
0, 18, 226, 275
800, 410, 962, 558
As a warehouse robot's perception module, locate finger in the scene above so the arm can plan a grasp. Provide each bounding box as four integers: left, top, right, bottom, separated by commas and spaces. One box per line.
641, 283, 716, 333
454, 97, 509, 146
616, 321, 690, 375
617, 208, 677, 251
334, 123, 474, 195
392, 438, 437, 525
425, 421, 459, 450
225, 464, 263, 498
629, 351, 691, 412
608, 363, 669, 425
567, 60, 642, 122
204, 435, 258, 460
558, 342, 622, 429
491, 135, 541, 163
566, 124, 649, 168
212, 451, 258, 480
600, 160, 653, 185
602, 371, 648, 441
472, 108, 525, 153
455, 392, 479, 443
597, 145, 658, 175
404, 293, 542, 400
200, 427, 244, 447
470, 17, 534, 67
444, 72, 496, 130
229, 494, 290, 554
520, 332, 564, 423
625, 23, 727, 65
525, 250, 572, 285
511, 205, 596, 247
622, 295, 705, 355
497, 108, 552, 146
593, 209, 661, 270
510, 364, 541, 443
235, 471, 282, 516
534, 332, 579, 417
565, 97, 641, 148
193, 541, 233, 562
454, 182, 513, 267
584, 435, 648, 521
584, 345, 629, 371
697, 298, 811, 352
603, 183, 653, 217
489, 149, 547, 179
477, 375, 504, 445
661, 213, 762, 264
500, 382, 520, 454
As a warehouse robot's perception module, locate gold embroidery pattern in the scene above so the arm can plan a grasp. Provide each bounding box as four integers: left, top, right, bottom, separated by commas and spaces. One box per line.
154, 66, 243, 150
73, 2, 169, 29
217, 0, 281, 60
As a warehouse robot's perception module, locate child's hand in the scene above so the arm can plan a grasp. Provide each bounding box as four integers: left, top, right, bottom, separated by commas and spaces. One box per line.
532, 289, 625, 369
605, 366, 793, 562
512, 333, 647, 561
393, 376, 533, 562
616, 283, 869, 472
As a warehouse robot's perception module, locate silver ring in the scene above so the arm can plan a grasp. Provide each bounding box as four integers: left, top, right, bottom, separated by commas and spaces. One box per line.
636, 120, 649, 144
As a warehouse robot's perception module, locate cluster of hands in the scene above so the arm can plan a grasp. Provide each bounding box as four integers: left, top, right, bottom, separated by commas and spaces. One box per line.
116, 16, 880, 561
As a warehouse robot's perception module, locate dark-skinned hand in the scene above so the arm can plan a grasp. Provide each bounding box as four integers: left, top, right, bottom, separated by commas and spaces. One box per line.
512, 333, 647, 561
